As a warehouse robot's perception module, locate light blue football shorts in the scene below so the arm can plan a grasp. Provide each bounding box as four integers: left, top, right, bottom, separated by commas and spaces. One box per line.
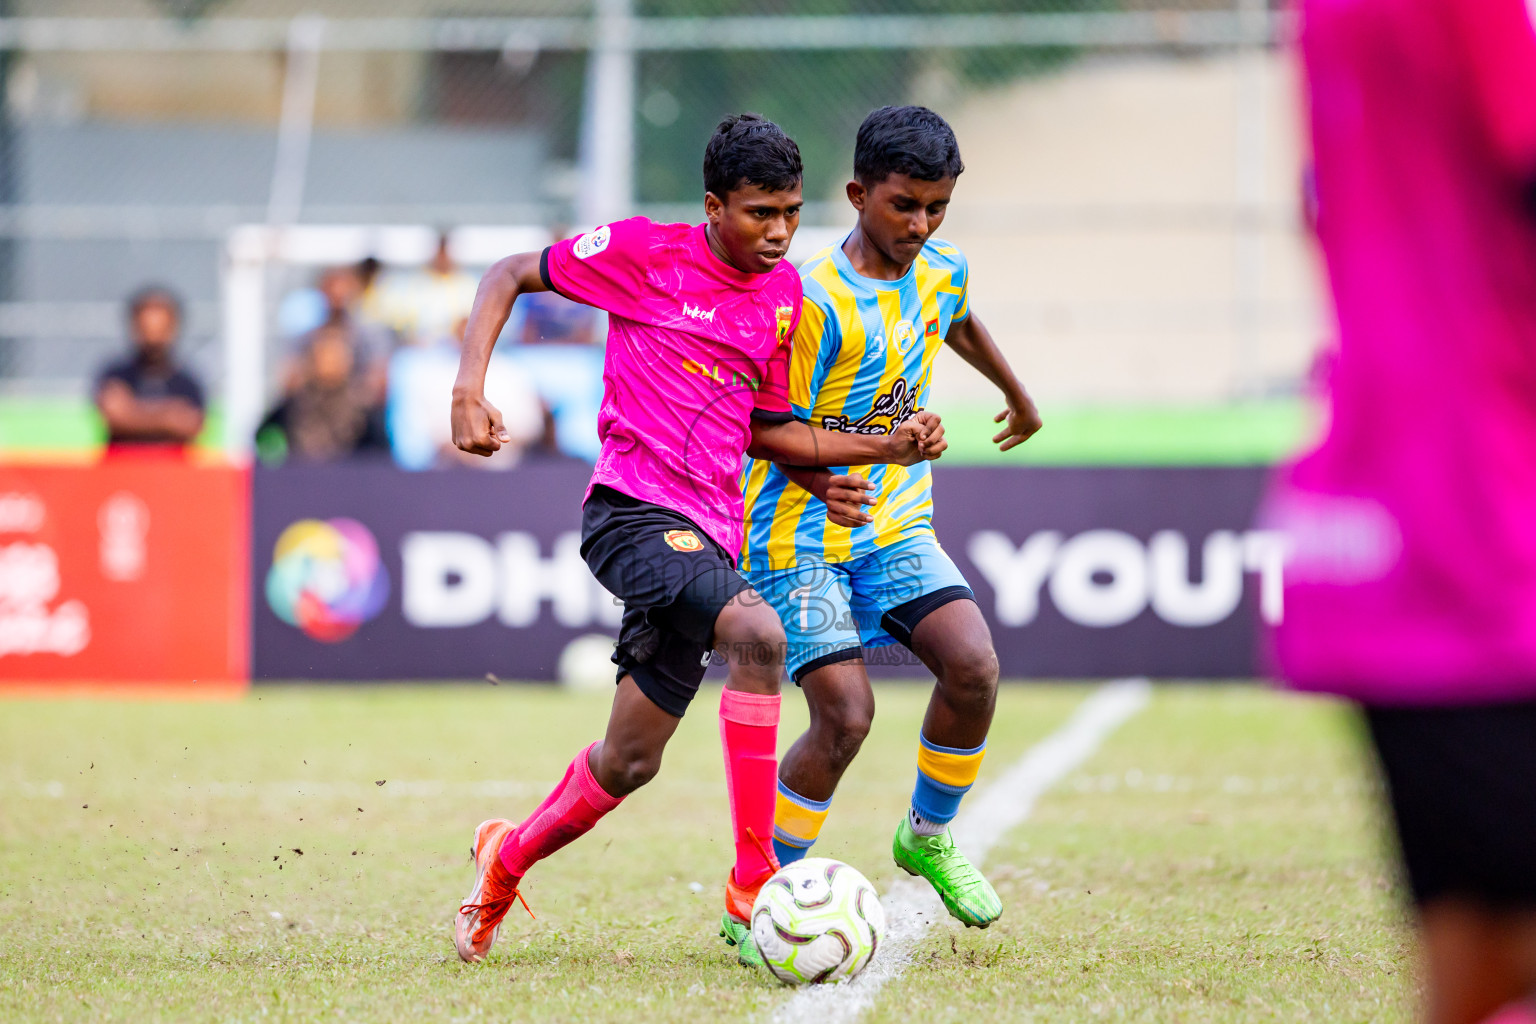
746, 532, 974, 683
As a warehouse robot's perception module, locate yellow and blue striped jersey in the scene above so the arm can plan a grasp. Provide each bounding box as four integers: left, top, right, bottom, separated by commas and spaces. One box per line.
740, 236, 970, 572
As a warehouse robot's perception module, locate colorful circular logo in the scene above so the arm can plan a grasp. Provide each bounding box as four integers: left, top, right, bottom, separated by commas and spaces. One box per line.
266, 518, 389, 643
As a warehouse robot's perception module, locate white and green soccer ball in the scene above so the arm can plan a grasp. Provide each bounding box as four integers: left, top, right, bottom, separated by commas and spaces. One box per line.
751, 858, 886, 985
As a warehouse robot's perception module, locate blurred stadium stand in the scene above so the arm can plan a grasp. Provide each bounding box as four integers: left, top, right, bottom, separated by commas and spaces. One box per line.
0, 0, 1316, 461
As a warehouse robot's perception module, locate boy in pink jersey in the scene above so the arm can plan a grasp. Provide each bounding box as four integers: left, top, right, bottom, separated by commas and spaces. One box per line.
446, 114, 946, 967
1268, 2, 1536, 1021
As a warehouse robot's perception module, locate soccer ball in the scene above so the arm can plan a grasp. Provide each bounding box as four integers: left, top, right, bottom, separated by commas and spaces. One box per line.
751, 858, 885, 985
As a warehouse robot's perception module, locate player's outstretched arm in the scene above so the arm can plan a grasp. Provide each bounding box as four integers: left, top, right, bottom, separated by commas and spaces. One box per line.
747, 411, 945, 468
765, 411, 946, 527
451, 251, 549, 456
945, 312, 1042, 452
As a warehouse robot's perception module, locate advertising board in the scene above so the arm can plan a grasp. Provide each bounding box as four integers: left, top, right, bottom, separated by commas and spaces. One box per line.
0, 460, 249, 692
252, 464, 1280, 681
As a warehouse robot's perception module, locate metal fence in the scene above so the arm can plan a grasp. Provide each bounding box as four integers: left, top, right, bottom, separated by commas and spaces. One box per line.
0, 0, 1311, 449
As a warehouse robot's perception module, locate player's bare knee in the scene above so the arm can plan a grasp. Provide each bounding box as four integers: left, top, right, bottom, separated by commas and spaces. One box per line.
717, 597, 786, 672
941, 644, 999, 707
808, 684, 874, 765
608, 751, 662, 795
826, 703, 872, 766
737, 623, 785, 670
596, 740, 664, 796
732, 652, 783, 696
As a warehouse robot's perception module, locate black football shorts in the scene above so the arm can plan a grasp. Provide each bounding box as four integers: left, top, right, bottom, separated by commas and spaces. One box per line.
1365, 698, 1536, 909
579, 485, 752, 717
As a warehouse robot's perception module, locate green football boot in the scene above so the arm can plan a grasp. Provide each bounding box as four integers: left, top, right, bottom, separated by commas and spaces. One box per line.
892, 817, 1003, 928
719, 912, 763, 968
720, 855, 776, 968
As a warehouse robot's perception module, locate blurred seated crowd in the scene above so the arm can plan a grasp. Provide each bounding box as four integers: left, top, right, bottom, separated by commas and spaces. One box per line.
94, 231, 604, 469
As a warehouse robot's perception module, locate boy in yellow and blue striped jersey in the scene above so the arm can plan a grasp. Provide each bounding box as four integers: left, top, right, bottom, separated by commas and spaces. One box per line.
742, 106, 1042, 929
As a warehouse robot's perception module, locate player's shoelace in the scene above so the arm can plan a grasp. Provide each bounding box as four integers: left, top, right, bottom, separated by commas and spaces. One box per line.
744, 827, 779, 881
460, 887, 535, 945
922, 832, 992, 898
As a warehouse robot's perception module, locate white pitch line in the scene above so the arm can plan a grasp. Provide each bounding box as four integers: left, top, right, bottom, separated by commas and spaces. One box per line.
771, 678, 1152, 1024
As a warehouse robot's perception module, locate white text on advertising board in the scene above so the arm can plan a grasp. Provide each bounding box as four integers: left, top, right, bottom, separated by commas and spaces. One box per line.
400, 530, 622, 629
967, 529, 1286, 628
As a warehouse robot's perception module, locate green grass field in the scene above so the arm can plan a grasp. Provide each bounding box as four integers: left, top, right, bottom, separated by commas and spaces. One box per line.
0, 683, 1413, 1022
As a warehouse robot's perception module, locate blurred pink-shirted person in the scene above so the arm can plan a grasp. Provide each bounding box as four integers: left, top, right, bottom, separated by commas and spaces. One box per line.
1267, 1, 1536, 1022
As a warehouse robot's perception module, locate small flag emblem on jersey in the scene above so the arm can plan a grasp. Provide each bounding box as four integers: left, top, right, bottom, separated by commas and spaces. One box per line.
925, 318, 940, 338
664, 529, 704, 552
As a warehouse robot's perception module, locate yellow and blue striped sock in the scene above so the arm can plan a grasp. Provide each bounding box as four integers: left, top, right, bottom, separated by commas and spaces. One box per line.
773, 780, 832, 865
910, 734, 986, 832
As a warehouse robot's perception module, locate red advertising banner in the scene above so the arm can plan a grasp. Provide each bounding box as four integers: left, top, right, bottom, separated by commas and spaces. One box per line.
0, 459, 249, 693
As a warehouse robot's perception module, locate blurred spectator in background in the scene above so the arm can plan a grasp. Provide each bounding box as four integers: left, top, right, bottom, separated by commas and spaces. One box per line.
388, 316, 543, 470
277, 270, 327, 340
375, 231, 477, 347
280, 258, 393, 346
94, 286, 204, 455
258, 321, 388, 464
503, 226, 605, 462
356, 255, 384, 325
281, 265, 392, 404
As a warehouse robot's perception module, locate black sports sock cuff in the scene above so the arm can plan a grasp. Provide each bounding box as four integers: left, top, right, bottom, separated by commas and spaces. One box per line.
881, 585, 974, 649
791, 645, 864, 685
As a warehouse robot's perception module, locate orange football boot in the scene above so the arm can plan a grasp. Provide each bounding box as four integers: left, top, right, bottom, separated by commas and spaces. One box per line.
454, 818, 533, 963
719, 833, 778, 968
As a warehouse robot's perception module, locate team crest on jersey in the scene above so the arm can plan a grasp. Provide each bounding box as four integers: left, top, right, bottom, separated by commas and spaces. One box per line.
573, 224, 612, 260
775, 306, 794, 344
664, 529, 704, 552
892, 320, 919, 353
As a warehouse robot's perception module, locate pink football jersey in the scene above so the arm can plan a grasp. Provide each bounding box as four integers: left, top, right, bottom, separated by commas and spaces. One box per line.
543, 217, 800, 557
1266, 0, 1536, 704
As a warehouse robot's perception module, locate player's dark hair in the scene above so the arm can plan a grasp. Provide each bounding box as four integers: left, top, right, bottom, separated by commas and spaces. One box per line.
854, 105, 964, 185
125, 285, 183, 324
703, 113, 803, 200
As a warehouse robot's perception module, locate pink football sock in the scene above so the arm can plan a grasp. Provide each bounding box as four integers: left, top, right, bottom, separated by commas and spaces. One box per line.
499, 742, 623, 878
719, 688, 782, 885
1483, 1003, 1536, 1024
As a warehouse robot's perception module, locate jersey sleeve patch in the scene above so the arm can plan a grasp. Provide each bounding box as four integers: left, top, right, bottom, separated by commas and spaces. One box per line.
543, 216, 651, 319
571, 224, 612, 260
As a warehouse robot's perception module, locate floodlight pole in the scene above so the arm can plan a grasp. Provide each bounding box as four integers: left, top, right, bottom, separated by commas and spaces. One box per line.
577, 0, 636, 226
